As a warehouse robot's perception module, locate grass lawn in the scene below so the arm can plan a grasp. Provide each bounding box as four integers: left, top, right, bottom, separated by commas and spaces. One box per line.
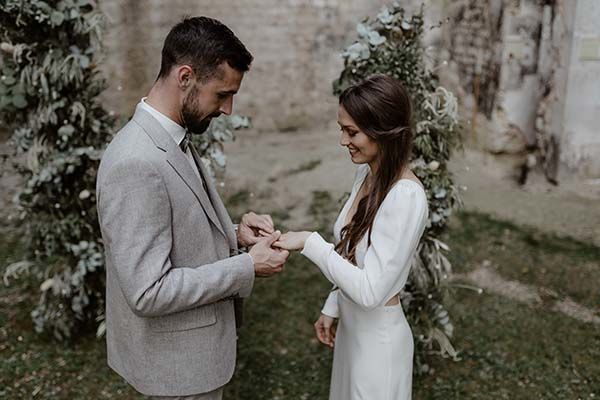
1, 209, 599, 399
444, 211, 600, 309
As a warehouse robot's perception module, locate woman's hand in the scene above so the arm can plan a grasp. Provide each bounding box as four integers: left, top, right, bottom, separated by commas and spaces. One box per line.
314, 314, 337, 348
272, 231, 312, 251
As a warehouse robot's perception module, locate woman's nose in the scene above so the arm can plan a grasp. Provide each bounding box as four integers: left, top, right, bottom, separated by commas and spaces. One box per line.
339, 132, 349, 146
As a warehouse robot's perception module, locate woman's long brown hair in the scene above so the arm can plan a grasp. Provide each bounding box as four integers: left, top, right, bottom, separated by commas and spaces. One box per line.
335, 74, 413, 264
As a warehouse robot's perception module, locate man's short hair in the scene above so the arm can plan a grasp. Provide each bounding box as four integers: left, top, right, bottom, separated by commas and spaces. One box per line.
157, 16, 253, 81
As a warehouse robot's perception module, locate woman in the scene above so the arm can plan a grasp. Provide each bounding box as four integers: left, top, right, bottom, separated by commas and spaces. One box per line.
274, 74, 428, 400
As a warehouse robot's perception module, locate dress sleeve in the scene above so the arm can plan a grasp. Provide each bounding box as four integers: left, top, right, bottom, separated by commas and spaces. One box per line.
302, 181, 428, 311
321, 288, 340, 318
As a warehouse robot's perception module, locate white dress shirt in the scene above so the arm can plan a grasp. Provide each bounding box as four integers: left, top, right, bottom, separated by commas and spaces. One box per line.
138, 97, 203, 184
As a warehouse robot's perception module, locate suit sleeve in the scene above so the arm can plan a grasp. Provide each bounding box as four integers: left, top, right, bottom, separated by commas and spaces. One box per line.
301, 182, 427, 311
97, 158, 255, 318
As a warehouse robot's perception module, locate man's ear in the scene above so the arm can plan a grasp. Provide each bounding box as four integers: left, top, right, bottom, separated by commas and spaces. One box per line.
176, 65, 194, 89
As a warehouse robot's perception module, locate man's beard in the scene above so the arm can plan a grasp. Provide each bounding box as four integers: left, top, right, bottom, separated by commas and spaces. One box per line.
181, 87, 220, 134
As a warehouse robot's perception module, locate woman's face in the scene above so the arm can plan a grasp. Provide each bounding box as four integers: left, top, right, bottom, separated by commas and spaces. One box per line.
337, 105, 379, 165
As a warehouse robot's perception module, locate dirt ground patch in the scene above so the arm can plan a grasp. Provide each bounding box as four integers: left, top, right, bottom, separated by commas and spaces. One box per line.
222, 126, 600, 245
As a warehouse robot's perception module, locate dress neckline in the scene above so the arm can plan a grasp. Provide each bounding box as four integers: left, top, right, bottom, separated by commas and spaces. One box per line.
337, 168, 426, 236
340, 166, 425, 225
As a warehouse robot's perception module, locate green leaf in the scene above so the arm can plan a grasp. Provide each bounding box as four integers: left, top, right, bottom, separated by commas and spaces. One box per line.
36, 1, 53, 14
79, 55, 90, 69
3, 75, 16, 85
11, 83, 25, 97
58, 124, 75, 136
40, 74, 49, 95
0, 95, 11, 110
51, 11, 65, 26
12, 94, 27, 108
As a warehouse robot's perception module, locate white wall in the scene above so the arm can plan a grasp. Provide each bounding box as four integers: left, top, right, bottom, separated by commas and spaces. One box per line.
560, 0, 600, 177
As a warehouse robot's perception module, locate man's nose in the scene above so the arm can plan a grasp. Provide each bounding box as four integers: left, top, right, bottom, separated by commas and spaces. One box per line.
219, 97, 233, 115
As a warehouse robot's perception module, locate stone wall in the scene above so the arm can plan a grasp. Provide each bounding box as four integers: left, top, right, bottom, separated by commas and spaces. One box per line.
443, 0, 600, 178
99, 0, 400, 131
4, 0, 596, 177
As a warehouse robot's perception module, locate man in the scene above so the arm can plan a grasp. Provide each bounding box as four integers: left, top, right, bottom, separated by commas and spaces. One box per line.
96, 17, 288, 399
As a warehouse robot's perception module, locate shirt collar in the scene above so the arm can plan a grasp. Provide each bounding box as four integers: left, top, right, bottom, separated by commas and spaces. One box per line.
138, 97, 186, 146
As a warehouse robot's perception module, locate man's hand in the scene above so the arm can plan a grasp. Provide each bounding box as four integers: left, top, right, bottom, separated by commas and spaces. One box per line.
249, 231, 289, 277
237, 212, 275, 247
273, 231, 312, 251
314, 314, 337, 348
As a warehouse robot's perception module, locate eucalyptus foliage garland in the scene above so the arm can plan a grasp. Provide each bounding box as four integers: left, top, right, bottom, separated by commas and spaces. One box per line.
1, 0, 247, 340
333, 3, 463, 371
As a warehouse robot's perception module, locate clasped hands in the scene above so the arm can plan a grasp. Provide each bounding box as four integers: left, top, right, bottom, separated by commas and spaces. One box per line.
237, 211, 311, 278
239, 212, 336, 347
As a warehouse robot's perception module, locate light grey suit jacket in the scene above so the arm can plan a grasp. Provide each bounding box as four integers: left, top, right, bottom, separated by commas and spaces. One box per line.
96, 107, 255, 397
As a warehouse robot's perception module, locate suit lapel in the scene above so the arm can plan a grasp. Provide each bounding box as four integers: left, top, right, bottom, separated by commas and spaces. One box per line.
132, 108, 226, 240
189, 144, 238, 251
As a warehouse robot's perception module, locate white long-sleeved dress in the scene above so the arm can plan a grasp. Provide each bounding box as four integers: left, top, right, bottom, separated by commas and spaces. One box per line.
301, 164, 428, 400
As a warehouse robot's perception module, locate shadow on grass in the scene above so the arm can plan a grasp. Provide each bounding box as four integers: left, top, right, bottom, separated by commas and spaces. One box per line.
443, 211, 600, 309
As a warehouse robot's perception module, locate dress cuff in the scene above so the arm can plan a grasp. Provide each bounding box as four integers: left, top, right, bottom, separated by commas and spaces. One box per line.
321, 290, 339, 318
301, 232, 333, 269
